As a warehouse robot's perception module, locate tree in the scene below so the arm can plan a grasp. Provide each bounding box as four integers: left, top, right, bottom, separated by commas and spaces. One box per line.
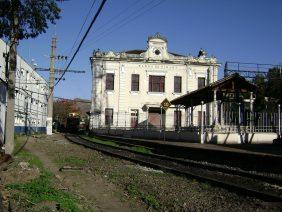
0, 0, 60, 154
253, 67, 282, 112
266, 67, 282, 101
253, 74, 266, 112
53, 99, 77, 131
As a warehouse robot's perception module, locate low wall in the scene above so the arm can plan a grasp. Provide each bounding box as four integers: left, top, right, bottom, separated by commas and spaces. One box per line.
92, 128, 200, 142
205, 132, 277, 144
92, 128, 277, 144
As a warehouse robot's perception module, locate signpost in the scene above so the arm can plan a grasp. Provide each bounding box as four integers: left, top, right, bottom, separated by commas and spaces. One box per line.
160, 98, 171, 141
161, 98, 171, 111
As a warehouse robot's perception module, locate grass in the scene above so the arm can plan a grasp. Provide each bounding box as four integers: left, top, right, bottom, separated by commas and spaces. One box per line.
130, 146, 152, 154
80, 135, 152, 154
7, 172, 78, 211
80, 135, 120, 147
7, 135, 81, 211
126, 184, 160, 209
54, 155, 86, 167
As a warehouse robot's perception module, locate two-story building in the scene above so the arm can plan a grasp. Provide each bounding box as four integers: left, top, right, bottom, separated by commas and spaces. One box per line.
89, 33, 220, 130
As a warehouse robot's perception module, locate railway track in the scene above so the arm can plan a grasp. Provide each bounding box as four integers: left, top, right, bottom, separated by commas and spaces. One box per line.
65, 134, 282, 202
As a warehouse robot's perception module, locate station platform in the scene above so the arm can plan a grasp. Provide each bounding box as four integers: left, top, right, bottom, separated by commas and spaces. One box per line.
95, 134, 282, 173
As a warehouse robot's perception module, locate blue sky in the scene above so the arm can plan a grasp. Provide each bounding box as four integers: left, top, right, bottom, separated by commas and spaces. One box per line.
17, 0, 282, 100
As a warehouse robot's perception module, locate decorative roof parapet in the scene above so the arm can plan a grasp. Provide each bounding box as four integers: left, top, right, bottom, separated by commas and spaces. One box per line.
148, 32, 167, 42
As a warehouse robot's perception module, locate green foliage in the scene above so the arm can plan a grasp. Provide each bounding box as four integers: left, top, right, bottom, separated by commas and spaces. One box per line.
253, 68, 282, 112
20, 149, 42, 167
126, 185, 160, 209
81, 135, 152, 154
54, 155, 86, 167
266, 68, 282, 101
7, 173, 78, 211
80, 135, 120, 147
13, 135, 25, 154
7, 145, 79, 211
253, 74, 266, 111
130, 146, 152, 154
0, 0, 60, 40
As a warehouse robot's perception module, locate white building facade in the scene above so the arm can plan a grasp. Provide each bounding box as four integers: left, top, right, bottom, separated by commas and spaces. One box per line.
90, 33, 219, 130
0, 39, 48, 136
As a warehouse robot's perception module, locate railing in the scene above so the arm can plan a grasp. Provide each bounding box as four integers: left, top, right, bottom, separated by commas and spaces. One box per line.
90, 111, 281, 134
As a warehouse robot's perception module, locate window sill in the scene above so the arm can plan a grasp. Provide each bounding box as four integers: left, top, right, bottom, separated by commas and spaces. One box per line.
172, 92, 182, 95
147, 92, 165, 96
105, 90, 114, 94
130, 91, 140, 95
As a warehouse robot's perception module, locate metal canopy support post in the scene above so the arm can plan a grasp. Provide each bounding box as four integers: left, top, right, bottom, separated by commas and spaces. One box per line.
160, 107, 163, 130
200, 101, 204, 144
278, 104, 281, 138
250, 92, 254, 133
221, 101, 224, 125
146, 106, 149, 130
238, 103, 241, 126
213, 90, 218, 126
190, 101, 193, 126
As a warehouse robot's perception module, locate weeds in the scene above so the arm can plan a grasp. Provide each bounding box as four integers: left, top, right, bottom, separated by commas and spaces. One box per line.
126, 184, 160, 209
54, 155, 86, 167
7, 136, 80, 211
81, 135, 152, 154
7, 172, 78, 211
130, 146, 152, 154
81, 135, 120, 147
17, 149, 44, 170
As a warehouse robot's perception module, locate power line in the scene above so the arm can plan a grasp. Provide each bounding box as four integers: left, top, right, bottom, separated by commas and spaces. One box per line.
54, 0, 107, 87
82, 0, 166, 52
66, 0, 97, 58
81, 0, 141, 47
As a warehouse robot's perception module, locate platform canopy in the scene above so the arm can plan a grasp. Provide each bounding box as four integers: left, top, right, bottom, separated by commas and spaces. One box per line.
171, 73, 257, 107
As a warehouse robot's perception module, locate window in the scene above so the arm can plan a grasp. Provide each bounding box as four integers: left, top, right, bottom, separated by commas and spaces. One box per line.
106, 73, 114, 90
198, 77, 205, 89
174, 76, 182, 93
105, 108, 113, 125
131, 74, 139, 91
174, 111, 181, 129
149, 75, 165, 92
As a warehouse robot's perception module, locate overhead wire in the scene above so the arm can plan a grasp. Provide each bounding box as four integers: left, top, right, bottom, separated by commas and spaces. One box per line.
81, 0, 142, 47
56, 0, 97, 79
64, 0, 97, 58
54, 0, 107, 89
81, 0, 167, 53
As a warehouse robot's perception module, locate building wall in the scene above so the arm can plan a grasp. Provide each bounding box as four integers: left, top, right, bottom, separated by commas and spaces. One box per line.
90, 34, 219, 130
0, 39, 48, 134
0, 80, 6, 144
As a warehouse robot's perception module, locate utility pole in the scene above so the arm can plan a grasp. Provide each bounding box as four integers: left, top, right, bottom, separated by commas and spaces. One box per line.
4, 7, 18, 155
46, 37, 56, 135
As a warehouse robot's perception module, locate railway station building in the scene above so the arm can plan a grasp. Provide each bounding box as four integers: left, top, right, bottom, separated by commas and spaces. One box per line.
0, 39, 49, 139
89, 33, 219, 130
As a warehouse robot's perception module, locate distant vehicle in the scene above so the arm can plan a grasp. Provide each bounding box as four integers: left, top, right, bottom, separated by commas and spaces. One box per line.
66, 116, 80, 133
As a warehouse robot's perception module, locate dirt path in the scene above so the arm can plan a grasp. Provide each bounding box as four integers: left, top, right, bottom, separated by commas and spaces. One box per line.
25, 134, 138, 212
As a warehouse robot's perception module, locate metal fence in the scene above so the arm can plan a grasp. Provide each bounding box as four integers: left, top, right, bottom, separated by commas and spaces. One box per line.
90, 110, 282, 134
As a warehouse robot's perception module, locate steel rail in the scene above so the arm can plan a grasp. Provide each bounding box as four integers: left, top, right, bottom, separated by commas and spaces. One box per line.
65, 134, 282, 202
84, 135, 282, 185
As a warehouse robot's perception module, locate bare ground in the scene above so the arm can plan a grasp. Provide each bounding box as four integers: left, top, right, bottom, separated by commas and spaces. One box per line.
1, 133, 282, 211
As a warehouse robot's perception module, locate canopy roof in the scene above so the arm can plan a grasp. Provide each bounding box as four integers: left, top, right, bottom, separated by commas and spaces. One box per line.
171, 73, 257, 107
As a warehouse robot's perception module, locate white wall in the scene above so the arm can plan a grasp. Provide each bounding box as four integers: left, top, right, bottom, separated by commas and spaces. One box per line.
90, 36, 219, 129
0, 39, 48, 134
